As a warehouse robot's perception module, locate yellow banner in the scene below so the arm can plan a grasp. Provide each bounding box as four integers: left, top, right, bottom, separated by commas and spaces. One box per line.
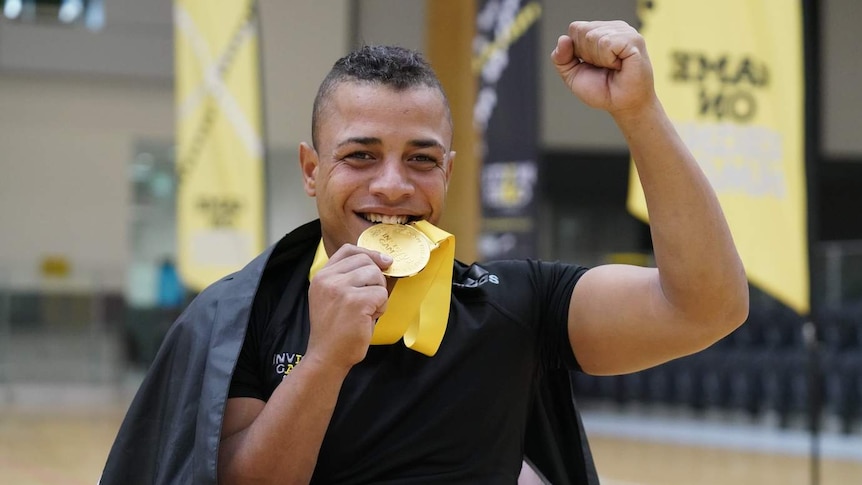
174, 0, 265, 291
628, 0, 809, 314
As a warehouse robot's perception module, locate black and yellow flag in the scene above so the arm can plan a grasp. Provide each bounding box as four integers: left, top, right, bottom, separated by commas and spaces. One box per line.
173, 0, 265, 291
629, 0, 809, 314
474, 0, 543, 259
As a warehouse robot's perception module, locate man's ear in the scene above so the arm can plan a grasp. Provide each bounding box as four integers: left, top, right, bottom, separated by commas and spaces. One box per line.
444, 150, 456, 191
299, 142, 319, 197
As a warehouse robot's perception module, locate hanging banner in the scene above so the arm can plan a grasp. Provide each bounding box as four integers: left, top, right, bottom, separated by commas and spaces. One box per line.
474, 0, 542, 259
628, 0, 809, 314
173, 0, 266, 292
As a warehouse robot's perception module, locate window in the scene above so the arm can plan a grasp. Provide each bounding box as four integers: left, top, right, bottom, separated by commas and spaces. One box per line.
2, 0, 104, 30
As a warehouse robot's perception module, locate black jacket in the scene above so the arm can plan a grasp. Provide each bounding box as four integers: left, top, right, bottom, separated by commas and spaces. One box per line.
100, 220, 599, 485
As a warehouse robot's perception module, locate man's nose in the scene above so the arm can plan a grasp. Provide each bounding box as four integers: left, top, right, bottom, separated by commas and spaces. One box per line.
369, 159, 415, 201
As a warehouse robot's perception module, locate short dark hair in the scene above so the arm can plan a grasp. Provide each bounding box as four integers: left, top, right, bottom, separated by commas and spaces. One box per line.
311, 45, 451, 149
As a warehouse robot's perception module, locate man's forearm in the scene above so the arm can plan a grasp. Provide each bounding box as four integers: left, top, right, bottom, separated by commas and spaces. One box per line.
218, 355, 350, 485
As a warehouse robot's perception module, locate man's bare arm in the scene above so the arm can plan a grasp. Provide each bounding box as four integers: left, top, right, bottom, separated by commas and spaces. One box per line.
218, 246, 391, 484
219, 359, 350, 484
553, 21, 749, 375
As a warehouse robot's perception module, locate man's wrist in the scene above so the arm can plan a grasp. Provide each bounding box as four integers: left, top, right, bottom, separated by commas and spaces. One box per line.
295, 352, 355, 381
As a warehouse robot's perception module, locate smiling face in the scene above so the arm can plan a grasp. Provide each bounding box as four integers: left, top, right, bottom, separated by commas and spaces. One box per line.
300, 82, 455, 256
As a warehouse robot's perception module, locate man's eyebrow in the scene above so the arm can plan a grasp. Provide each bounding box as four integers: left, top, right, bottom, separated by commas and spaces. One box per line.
336, 137, 381, 148
335, 137, 445, 150
408, 139, 445, 150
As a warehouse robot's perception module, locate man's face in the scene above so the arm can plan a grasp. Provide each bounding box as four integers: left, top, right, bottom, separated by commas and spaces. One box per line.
300, 82, 455, 255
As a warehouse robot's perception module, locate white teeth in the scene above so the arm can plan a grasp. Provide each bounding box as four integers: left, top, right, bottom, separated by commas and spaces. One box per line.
365, 214, 409, 224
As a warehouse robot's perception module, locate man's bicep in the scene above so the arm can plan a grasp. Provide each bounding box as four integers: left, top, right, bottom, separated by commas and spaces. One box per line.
221, 397, 266, 441
567, 264, 708, 376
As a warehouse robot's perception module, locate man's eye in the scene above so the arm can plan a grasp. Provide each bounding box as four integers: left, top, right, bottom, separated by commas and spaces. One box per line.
409, 155, 440, 167
345, 152, 374, 161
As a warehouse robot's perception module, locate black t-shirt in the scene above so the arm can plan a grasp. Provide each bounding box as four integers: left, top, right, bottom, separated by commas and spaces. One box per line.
229, 248, 587, 484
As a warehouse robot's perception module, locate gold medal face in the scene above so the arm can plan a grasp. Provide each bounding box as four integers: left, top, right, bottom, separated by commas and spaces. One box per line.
357, 223, 431, 277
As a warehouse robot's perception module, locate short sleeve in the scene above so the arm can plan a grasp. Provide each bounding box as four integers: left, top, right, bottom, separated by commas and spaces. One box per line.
530, 261, 589, 372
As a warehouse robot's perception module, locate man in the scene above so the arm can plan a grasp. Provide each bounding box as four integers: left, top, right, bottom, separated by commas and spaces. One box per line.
102, 20, 747, 485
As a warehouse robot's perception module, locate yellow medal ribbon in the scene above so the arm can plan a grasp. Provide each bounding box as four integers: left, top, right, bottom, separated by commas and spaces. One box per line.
308, 221, 455, 356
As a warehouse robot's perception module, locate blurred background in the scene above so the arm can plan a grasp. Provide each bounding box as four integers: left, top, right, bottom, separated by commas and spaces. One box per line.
0, 0, 861, 484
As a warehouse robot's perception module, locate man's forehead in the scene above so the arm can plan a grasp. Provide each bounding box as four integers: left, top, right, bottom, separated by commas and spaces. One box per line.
317, 82, 453, 144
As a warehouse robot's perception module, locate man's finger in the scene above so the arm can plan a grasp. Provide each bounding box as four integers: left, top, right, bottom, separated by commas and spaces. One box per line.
355, 285, 390, 319
328, 245, 393, 271
569, 21, 638, 70
345, 265, 388, 290
551, 35, 575, 66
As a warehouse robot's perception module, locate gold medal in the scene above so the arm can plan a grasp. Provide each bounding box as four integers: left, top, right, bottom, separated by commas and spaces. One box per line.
357, 223, 432, 277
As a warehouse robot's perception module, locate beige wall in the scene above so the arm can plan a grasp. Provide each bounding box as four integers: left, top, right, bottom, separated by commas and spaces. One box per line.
354, 0, 425, 51
540, 0, 637, 150
0, 75, 173, 288
258, 0, 349, 240
0, 0, 350, 289
822, 0, 862, 157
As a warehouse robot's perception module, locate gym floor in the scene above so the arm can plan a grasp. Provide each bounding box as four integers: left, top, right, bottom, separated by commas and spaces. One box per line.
1, 399, 860, 485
